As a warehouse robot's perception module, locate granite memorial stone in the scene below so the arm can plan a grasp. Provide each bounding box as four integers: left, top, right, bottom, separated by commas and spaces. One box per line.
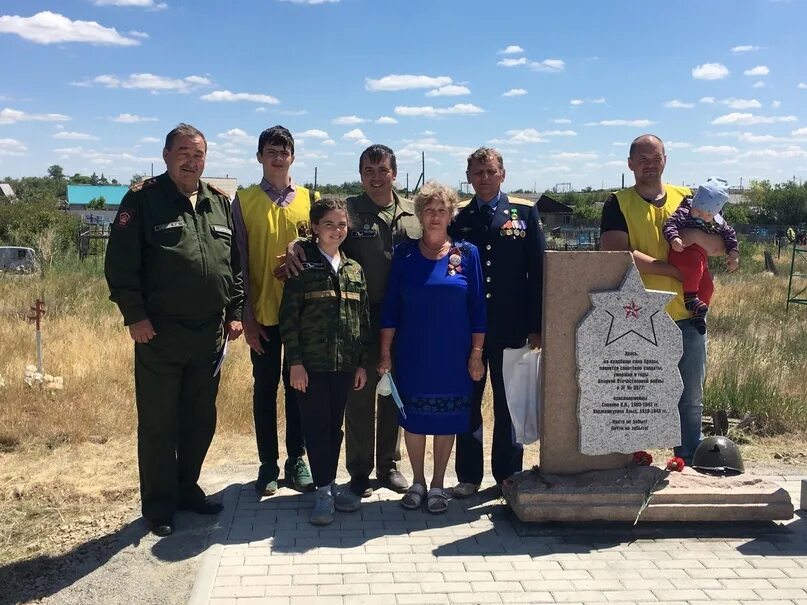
577, 263, 683, 455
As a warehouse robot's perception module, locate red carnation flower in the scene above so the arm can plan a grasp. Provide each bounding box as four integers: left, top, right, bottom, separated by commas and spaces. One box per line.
666, 457, 685, 472
633, 451, 653, 466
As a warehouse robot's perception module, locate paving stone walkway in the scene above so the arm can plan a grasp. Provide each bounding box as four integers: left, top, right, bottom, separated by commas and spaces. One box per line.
189, 473, 807, 605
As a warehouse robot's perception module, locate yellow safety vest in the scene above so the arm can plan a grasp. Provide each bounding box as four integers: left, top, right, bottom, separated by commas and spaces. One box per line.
615, 184, 691, 321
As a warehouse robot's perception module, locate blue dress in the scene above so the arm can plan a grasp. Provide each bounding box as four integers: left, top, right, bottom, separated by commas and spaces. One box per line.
380, 240, 487, 435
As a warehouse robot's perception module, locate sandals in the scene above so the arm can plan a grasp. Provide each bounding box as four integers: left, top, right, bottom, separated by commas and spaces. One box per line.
401, 482, 426, 509
426, 487, 449, 514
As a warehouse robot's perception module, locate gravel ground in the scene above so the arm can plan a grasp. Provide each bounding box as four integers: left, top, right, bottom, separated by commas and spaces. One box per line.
1, 463, 251, 605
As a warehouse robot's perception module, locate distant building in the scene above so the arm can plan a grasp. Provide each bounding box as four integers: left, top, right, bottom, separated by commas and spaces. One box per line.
66, 177, 238, 225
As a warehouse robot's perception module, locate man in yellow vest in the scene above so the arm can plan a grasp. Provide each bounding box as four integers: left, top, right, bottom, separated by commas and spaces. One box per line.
600, 134, 726, 463
232, 125, 316, 495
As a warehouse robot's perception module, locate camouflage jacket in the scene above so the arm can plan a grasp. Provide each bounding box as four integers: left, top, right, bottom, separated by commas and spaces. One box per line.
279, 240, 370, 372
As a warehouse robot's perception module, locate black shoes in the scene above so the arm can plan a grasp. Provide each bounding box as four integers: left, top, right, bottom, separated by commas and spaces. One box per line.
349, 475, 373, 498
377, 469, 409, 493
178, 496, 224, 515
149, 518, 174, 537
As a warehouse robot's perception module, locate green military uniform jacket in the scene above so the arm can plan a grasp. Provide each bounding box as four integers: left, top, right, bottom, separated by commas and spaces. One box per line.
341, 191, 421, 305
279, 240, 370, 372
105, 172, 243, 325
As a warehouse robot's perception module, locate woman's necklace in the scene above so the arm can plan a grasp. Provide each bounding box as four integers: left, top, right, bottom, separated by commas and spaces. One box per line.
419, 238, 450, 258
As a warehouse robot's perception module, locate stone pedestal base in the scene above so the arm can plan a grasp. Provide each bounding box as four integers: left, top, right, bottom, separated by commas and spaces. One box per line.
801, 479, 806, 511
504, 466, 794, 523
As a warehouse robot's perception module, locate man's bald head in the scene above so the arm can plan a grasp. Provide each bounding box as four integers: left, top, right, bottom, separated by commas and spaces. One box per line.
629, 134, 665, 159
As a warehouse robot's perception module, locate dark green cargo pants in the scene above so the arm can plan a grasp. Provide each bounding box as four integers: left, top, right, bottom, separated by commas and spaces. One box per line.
133, 317, 222, 521
344, 305, 401, 479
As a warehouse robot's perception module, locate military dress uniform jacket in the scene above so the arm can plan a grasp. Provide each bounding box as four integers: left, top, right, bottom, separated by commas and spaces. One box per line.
105, 172, 243, 325
341, 191, 421, 305
279, 240, 371, 372
448, 193, 545, 348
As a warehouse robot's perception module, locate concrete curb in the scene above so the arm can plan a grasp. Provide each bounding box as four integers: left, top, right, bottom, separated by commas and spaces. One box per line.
187, 482, 242, 605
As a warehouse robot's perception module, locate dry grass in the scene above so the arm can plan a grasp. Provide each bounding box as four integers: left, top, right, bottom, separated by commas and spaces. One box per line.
1, 248, 806, 567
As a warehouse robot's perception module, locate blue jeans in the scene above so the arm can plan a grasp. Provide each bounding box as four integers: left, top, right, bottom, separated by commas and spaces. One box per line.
675, 319, 707, 462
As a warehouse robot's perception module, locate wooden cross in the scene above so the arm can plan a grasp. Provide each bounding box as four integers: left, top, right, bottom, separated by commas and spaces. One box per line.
27, 297, 46, 373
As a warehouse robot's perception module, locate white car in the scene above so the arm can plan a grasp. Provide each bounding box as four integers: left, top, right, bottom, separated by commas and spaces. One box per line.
0, 246, 39, 274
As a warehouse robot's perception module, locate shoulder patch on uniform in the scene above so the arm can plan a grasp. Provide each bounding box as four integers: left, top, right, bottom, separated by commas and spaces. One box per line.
205, 181, 230, 198
113, 208, 135, 229
129, 177, 157, 192
507, 196, 534, 207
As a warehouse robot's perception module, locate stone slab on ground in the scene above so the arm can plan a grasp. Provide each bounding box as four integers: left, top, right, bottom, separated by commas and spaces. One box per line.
504, 466, 794, 523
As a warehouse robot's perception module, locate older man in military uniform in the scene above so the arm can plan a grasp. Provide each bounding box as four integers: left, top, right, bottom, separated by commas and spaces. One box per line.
448, 147, 545, 498
105, 123, 243, 537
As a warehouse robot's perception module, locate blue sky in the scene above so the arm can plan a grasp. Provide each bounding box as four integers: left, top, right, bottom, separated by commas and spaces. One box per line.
2, 0, 806, 193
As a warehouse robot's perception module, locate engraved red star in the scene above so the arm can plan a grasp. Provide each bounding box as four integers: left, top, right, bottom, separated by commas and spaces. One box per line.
623, 299, 641, 319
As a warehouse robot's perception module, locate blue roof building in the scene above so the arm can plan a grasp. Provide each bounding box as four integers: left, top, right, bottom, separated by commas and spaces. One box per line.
67, 184, 129, 208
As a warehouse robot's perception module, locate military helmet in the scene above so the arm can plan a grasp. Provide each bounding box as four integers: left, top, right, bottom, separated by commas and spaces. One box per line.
691, 436, 745, 475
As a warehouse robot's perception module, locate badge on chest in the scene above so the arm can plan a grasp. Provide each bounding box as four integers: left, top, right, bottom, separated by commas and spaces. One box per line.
350, 223, 379, 239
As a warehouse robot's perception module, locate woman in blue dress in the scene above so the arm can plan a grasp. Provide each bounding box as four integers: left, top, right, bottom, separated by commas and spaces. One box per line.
378, 180, 486, 514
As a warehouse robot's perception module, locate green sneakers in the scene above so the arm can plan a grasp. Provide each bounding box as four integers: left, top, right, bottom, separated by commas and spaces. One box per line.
285, 457, 314, 492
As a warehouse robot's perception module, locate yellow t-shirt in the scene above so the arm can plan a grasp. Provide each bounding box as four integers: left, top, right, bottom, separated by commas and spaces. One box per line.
238, 185, 315, 326
615, 184, 692, 321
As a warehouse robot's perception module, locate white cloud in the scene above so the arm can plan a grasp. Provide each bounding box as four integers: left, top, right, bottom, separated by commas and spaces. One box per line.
425, 85, 470, 97
110, 113, 158, 123
201, 90, 280, 104
723, 98, 762, 109
128, 30, 149, 38
571, 97, 606, 106
333, 115, 366, 125
694, 145, 738, 154
53, 131, 99, 141
552, 152, 598, 160
255, 107, 267, 112
0, 11, 140, 45
77, 73, 213, 93
752, 81, 766, 88
278, 109, 307, 115
297, 129, 329, 139
664, 100, 695, 109
570, 99, 584, 106
738, 132, 781, 143
740, 146, 807, 159
530, 59, 565, 73
140, 136, 160, 143
499, 45, 524, 54
799, 83, 807, 89
502, 88, 527, 97
666, 141, 692, 149
552, 118, 572, 124
504, 129, 548, 143
586, 119, 655, 127
321, 139, 336, 146
93, 0, 167, 8
342, 128, 366, 140
365, 74, 452, 92
711, 112, 798, 125
744, 65, 770, 76
279, 0, 339, 3
731, 45, 761, 53
772, 100, 782, 108
700, 96, 716, 104
692, 63, 730, 80
497, 57, 527, 67
218, 128, 253, 145
0, 107, 70, 125
394, 103, 484, 118
0, 138, 27, 156
791, 127, 807, 136
375, 116, 398, 125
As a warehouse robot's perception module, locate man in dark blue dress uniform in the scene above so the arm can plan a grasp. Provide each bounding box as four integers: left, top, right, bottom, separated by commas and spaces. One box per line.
448, 147, 545, 497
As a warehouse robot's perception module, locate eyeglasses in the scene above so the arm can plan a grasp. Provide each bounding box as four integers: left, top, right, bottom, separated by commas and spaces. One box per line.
263, 149, 291, 160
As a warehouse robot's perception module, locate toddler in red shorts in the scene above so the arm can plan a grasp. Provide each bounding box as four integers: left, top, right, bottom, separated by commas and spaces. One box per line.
663, 177, 739, 335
